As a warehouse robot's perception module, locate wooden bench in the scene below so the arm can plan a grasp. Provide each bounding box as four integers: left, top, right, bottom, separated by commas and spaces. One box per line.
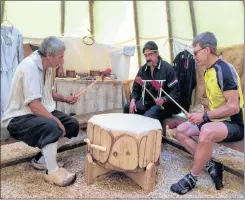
162, 113, 244, 178
1, 127, 19, 145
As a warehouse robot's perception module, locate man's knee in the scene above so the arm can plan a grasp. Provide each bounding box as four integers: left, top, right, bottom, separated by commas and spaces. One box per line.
45, 119, 62, 135
66, 117, 79, 138
175, 131, 188, 142
176, 122, 194, 142
199, 125, 215, 144
176, 122, 190, 134
144, 105, 159, 118
36, 119, 63, 148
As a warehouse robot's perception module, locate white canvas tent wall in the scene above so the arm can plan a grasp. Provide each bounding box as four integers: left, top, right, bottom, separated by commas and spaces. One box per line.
1, 1, 244, 80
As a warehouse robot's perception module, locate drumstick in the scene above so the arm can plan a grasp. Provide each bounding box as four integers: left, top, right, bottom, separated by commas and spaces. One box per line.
135, 77, 164, 110
84, 138, 107, 152
151, 80, 189, 116
75, 68, 111, 98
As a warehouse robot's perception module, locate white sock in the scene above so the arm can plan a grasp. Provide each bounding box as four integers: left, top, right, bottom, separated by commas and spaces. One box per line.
41, 142, 59, 174
36, 156, 45, 164
190, 171, 199, 178
37, 137, 69, 164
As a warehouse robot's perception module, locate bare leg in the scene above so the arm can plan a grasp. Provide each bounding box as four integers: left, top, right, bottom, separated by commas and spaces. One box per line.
191, 122, 228, 175
175, 122, 200, 155
170, 122, 228, 195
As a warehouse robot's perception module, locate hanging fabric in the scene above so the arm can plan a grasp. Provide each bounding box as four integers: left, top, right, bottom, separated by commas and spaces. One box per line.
1, 25, 24, 119
173, 50, 196, 112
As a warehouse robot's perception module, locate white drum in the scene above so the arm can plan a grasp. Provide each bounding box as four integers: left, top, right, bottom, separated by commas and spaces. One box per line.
86, 113, 162, 171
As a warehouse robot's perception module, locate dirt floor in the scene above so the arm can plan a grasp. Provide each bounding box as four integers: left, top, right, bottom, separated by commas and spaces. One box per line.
1, 139, 244, 199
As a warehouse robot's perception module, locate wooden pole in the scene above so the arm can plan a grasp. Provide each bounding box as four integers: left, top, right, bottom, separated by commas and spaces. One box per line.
133, 0, 142, 67
1, 1, 5, 24
60, 1, 65, 35
165, 1, 174, 64
88, 0, 94, 36
189, 1, 197, 38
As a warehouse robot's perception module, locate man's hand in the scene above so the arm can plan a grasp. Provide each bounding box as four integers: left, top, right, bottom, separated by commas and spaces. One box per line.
129, 99, 137, 113
154, 97, 166, 106
56, 63, 64, 78
188, 112, 204, 125
53, 117, 66, 137
28, 99, 66, 136
64, 96, 78, 104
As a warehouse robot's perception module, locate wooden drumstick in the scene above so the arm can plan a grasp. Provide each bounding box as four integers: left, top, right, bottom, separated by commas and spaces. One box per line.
135, 77, 164, 110
75, 68, 111, 98
151, 80, 189, 116
84, 138, 107, 152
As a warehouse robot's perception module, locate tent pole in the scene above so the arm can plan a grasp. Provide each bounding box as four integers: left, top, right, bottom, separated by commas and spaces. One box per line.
60, 1, 65, 35
88, 0, 94, 37
165, 1, 174, 64
1, 0, 5, 24
189, 1, 197, 38
133, 0, 142, 68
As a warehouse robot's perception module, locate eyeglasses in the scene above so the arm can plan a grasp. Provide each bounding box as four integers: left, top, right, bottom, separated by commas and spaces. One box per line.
193, 47, 205, 56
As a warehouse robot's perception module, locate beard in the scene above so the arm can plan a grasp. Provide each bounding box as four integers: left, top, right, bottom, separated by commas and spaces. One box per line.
147, 60, 153, 66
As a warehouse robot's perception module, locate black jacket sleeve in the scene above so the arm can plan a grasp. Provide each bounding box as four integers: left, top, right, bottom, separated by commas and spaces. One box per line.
131, 67, 143, 101
162, 66, 180, 105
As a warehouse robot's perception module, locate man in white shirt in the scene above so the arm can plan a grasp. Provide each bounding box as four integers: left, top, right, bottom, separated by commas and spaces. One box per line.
2, 36, 79, 187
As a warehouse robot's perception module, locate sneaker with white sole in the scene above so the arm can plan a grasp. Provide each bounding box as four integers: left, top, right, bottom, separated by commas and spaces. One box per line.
44, 167, 76, 187
31, 158, 65, 170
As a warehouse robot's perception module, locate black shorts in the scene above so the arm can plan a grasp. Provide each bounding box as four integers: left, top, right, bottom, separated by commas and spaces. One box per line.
197, 120, 244, 142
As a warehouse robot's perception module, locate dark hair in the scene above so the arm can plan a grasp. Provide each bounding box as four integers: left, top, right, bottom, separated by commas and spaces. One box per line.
142, 41, 158, 54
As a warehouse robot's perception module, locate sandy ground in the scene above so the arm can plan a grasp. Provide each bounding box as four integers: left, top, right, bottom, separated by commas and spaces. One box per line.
1, 142, 244, 199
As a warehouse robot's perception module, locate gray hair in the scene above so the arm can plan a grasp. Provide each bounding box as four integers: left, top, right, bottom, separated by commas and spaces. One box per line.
192, 32, 217, 52
38, 36, 66, 57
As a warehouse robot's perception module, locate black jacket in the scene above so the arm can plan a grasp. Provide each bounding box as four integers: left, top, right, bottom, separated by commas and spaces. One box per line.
173, 50, 196, 112
131, 58, 180, 113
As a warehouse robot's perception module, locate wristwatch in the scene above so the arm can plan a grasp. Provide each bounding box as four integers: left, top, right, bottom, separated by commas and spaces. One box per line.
203, 112, 210, 122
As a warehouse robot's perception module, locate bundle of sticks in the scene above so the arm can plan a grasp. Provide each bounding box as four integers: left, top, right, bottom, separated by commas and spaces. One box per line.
151, 80, 189, 116
135, 76, 164, 110
135, 77, 189, 115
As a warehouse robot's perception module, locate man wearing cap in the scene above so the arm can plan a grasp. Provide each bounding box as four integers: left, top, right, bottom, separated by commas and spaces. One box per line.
123, 41, 180, 123
170, 32, 244, 195
2, 36, 79, 187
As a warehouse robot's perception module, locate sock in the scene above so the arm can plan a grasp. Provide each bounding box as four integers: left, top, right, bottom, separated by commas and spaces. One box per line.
205, 159, 215, 171
34, 151, 45, 164
190, 171, 198, 181
37, 155, 45, 164
41, 142, 59, 174
36, 137, 69, 165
